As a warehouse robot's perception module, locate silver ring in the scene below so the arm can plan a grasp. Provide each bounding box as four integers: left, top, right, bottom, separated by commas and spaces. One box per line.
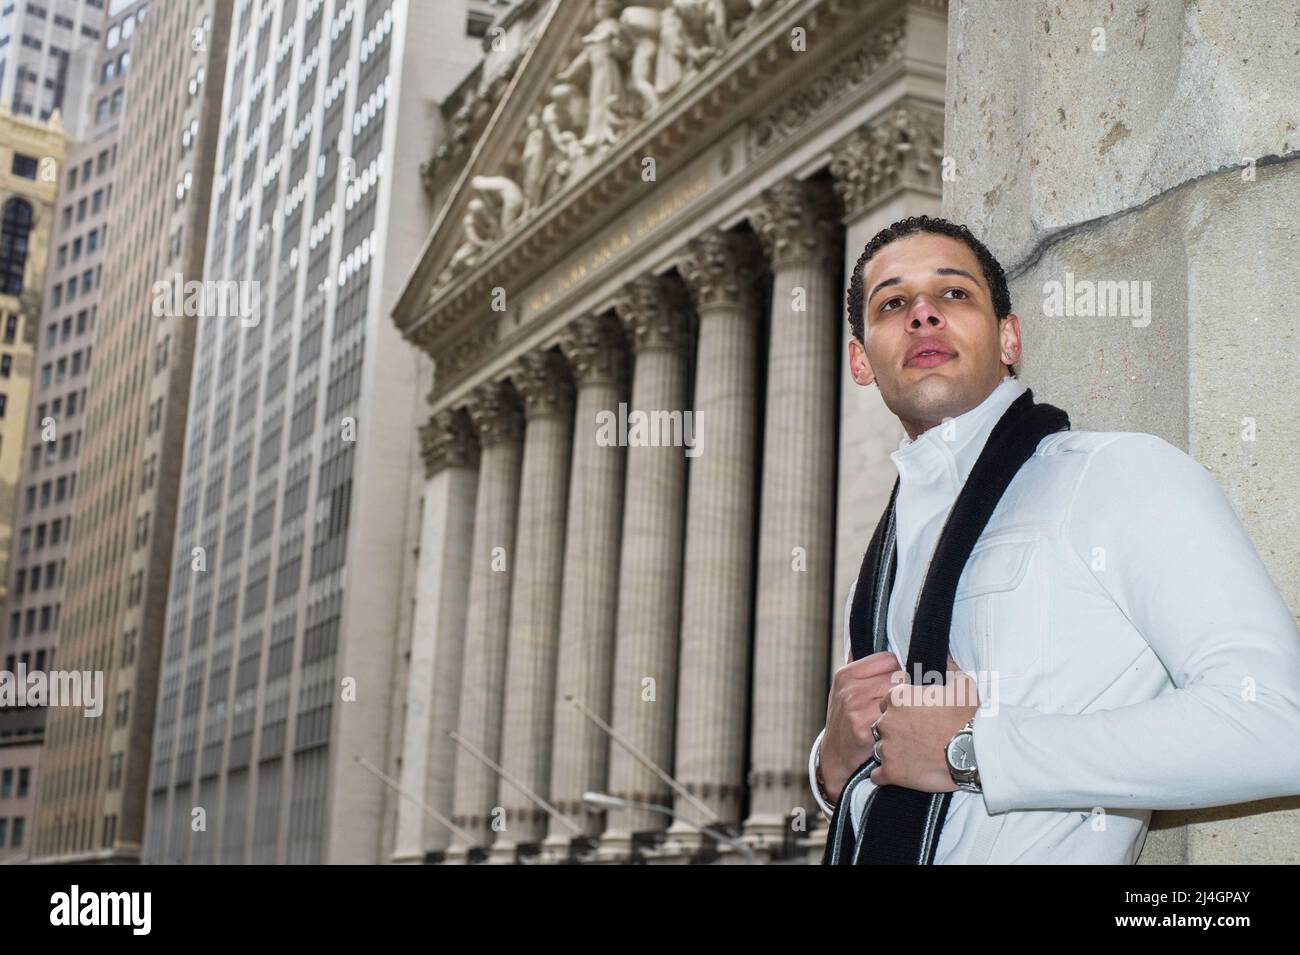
871, 718, 882, 742
872, 739, 883, 763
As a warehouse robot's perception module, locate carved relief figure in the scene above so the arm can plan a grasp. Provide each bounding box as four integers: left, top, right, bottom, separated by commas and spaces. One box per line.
471, 175, 524, 233
439, 197, 497, 285
621, 5, 664, 115
520, 109, 548, 211
556, 0, 633, 151
430, 0, 777, 297
541, 82, 585, 201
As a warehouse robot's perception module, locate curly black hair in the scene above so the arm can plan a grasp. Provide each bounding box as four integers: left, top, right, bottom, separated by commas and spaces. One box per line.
846, 215, 1016, 376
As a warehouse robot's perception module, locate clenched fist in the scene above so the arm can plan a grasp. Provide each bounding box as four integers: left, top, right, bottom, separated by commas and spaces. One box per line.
818, 650, 904, 805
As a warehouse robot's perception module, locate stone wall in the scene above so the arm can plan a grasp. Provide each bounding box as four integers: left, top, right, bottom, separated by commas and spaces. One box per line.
944, 0, 1300, 863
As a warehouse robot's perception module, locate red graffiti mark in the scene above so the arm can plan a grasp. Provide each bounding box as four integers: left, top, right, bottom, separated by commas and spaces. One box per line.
1086, 326, 1180, 400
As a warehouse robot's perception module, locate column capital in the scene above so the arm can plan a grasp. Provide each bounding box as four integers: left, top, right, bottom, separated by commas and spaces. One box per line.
749, 179, 842, 270
829, 100, 945, 221
558, 313, 629, 388
508, 348, 575, 419
419, 407, 479, 477
612, 274, 693, 355
678, 228, 765, 313
466, 379, 523, 448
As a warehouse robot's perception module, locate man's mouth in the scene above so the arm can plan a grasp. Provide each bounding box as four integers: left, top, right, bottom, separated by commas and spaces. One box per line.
905, 349, 955, 368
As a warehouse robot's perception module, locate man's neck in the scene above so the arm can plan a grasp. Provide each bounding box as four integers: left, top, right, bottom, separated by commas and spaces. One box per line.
900, 376, 1011, 440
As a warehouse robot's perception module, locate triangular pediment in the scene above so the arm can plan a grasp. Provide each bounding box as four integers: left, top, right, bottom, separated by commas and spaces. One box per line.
393, 0, 803, 344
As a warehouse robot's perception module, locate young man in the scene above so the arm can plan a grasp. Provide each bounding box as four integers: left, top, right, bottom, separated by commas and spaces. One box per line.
810, 215, 1300, 864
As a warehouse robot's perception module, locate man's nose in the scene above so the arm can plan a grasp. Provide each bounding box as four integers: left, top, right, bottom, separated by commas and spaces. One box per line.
908, 296, 946, 327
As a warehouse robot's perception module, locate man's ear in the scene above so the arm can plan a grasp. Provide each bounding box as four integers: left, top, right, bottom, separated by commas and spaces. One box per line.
848, 335, 876, 387
998, 313, 1022, 367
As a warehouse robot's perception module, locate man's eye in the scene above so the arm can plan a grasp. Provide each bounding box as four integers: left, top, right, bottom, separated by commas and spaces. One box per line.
944, 288, 969, 299
880, 297, 903, 312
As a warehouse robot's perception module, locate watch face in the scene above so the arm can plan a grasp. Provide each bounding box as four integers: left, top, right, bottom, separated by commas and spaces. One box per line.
948, 733, 976, 772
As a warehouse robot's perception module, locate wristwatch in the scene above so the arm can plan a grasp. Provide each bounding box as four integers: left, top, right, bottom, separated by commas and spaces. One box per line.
945, 716, 982, 793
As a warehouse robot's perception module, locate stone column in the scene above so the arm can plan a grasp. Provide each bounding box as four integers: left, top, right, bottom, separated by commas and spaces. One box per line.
544, 314, 629, 855
392, 408, 479, 863
447, 380, 523, 859
490, 350, 575, 862
598, 274, 693, 858
668, 230, 764, 849
744, 178, 843, 845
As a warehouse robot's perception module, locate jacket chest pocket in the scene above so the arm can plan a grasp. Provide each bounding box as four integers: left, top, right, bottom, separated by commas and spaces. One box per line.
954, 536, 1044, 681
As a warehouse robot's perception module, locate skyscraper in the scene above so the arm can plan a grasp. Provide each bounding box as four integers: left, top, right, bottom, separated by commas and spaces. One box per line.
31, 0, 232, 863
0, 0, 147, 866
0, 0, 105, 122
141, 0, 487, 865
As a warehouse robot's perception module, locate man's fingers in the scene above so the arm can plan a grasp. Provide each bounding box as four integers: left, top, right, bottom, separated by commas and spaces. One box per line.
835, 650, 902, 681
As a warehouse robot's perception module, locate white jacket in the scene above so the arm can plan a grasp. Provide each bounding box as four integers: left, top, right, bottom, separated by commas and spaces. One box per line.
810, 376, 1300, 863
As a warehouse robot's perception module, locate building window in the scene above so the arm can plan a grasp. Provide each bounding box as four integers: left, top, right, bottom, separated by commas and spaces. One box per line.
10, 152, 37, 179
0, 198, 34, 295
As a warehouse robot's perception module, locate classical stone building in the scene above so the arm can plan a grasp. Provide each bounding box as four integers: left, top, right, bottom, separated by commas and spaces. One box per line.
392, 0, 1300, 866
391, 0, 949, 864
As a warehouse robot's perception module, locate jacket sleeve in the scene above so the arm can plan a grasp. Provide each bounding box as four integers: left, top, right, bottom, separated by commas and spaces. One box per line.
973, 432, 1300, 814
808, 578, 858, 820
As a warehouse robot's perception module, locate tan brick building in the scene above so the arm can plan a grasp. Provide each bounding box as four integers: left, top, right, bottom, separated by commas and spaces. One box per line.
0, 103, 64, 863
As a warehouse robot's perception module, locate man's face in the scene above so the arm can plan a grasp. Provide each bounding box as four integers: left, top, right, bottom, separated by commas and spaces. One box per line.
848, 232, 1021, 439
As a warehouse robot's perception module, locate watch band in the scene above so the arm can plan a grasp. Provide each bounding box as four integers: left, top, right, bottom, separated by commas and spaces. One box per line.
814, 738, 838, 813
